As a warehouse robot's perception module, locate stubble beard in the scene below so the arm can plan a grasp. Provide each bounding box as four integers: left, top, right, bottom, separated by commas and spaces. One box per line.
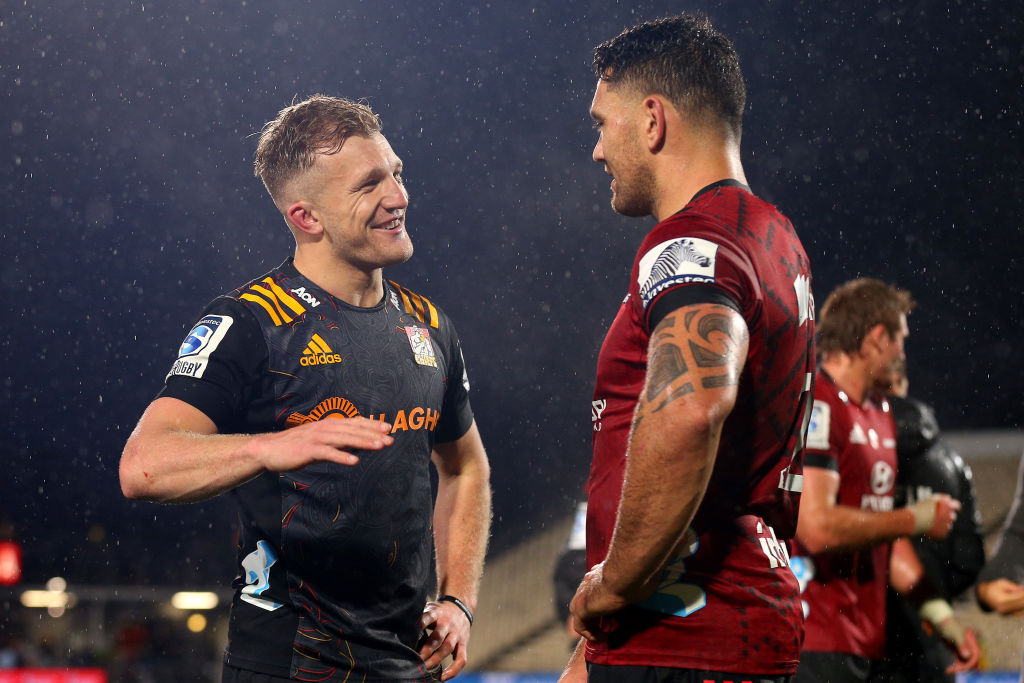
610, 162, 656, 218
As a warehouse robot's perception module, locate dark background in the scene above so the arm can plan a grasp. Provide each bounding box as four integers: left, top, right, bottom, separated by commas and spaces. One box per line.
2, 0, 1021, 586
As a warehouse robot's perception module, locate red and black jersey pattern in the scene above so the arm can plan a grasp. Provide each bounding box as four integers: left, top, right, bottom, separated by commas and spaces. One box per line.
159, 258, 472, 681
586, 181, 815, 674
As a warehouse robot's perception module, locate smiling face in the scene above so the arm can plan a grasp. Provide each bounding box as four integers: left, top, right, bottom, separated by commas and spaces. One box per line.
590, 79, 656, 218
306, 133, 413, 274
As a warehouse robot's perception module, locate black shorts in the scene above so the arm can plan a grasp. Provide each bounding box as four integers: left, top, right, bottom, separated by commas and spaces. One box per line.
587, 663, 793, 683
793, 652, 873, 683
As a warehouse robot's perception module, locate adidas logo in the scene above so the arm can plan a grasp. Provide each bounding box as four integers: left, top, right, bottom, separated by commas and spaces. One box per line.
300, 334, 342, 366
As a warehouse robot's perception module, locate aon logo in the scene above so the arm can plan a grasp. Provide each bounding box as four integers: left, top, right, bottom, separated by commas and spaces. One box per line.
290, 286, 321, 307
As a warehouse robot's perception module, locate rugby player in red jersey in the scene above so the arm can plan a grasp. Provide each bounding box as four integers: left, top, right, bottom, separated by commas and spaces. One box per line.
792, 278, 976, 682
561, 13, 816, 683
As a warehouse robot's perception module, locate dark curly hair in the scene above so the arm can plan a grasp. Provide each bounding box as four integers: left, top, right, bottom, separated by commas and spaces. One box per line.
593, 13, 746, 140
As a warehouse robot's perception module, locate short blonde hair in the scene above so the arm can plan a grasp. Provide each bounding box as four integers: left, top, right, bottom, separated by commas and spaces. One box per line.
254, 95, 381, 203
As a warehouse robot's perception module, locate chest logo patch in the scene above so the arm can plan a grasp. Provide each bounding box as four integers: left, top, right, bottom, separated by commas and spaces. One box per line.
286, 396, 361, 425
871, 460, 895, 495
405, 326, 438, 368
849, 422, 868, 445
300, 333, 342, 366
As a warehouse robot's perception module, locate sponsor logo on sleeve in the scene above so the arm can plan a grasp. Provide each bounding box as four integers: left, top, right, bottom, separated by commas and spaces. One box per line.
168, 315, 233, 380
636, 237, 718, 309
805, 400, 830, 451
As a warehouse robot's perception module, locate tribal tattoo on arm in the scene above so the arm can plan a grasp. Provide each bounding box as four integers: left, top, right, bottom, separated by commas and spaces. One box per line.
644, 304, 749, 414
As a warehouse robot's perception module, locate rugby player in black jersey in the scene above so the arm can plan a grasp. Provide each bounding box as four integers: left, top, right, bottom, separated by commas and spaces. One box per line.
121, 96, 491, 682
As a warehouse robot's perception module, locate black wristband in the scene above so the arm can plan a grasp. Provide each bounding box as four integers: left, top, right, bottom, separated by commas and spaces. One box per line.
437, 594, 474, 626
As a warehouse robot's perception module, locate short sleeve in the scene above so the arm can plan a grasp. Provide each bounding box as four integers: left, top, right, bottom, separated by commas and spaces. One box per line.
434, 322, 474, 443
633, 218, 752, 333
803, 398, 841, 472
157, 297, 267, 431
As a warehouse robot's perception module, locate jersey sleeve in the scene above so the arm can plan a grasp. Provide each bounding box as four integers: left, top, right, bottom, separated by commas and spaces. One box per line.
632, 215, 753, 332
434, 319, 474, 444
803, 391, 844, 473
157, 296, 267, 431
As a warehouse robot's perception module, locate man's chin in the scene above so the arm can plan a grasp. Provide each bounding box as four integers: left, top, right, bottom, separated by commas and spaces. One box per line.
384, 243, 414, 266
611, 195, 651, 218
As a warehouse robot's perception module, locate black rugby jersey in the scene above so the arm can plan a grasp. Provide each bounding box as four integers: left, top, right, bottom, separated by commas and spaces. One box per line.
159, 258, 473, 682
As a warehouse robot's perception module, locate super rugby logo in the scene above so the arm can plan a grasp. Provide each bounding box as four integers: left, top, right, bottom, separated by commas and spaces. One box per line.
168, 315, 234, 380
637, 237, 718, 309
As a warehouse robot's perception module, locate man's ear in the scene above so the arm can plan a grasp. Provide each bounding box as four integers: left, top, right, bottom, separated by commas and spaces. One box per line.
643, 96, 667, 152
286, 201, 321, 236
861, 323, 889, 356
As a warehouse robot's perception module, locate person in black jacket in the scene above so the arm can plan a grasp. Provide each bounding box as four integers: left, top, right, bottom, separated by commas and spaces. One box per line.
876, 364, 985, 682
975, 452, 1024, 680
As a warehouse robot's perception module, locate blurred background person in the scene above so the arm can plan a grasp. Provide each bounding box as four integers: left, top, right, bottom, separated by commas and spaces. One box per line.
552, 501, 587, 647
975, 452, 1024, 679
792, 278, 976, 683
872, 361, 986, 682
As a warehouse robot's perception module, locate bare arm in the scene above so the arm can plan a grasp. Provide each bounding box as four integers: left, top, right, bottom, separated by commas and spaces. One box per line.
556, 638, 588, 683
120, 396, 394, 504
976, 578, 1024, 616
890, 537, 980, 672
796, 467, 959, 555
571, 303, 747, 638
418, 421, 491, 680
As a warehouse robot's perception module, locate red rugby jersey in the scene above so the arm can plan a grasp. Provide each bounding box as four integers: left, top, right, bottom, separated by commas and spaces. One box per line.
585, 181, 815, 674
792, 371, 898, 660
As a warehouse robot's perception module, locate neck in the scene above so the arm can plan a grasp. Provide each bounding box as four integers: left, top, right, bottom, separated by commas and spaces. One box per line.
821, 355, 873, 405
293, 246, 384, 308
652, 136, 746, 222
